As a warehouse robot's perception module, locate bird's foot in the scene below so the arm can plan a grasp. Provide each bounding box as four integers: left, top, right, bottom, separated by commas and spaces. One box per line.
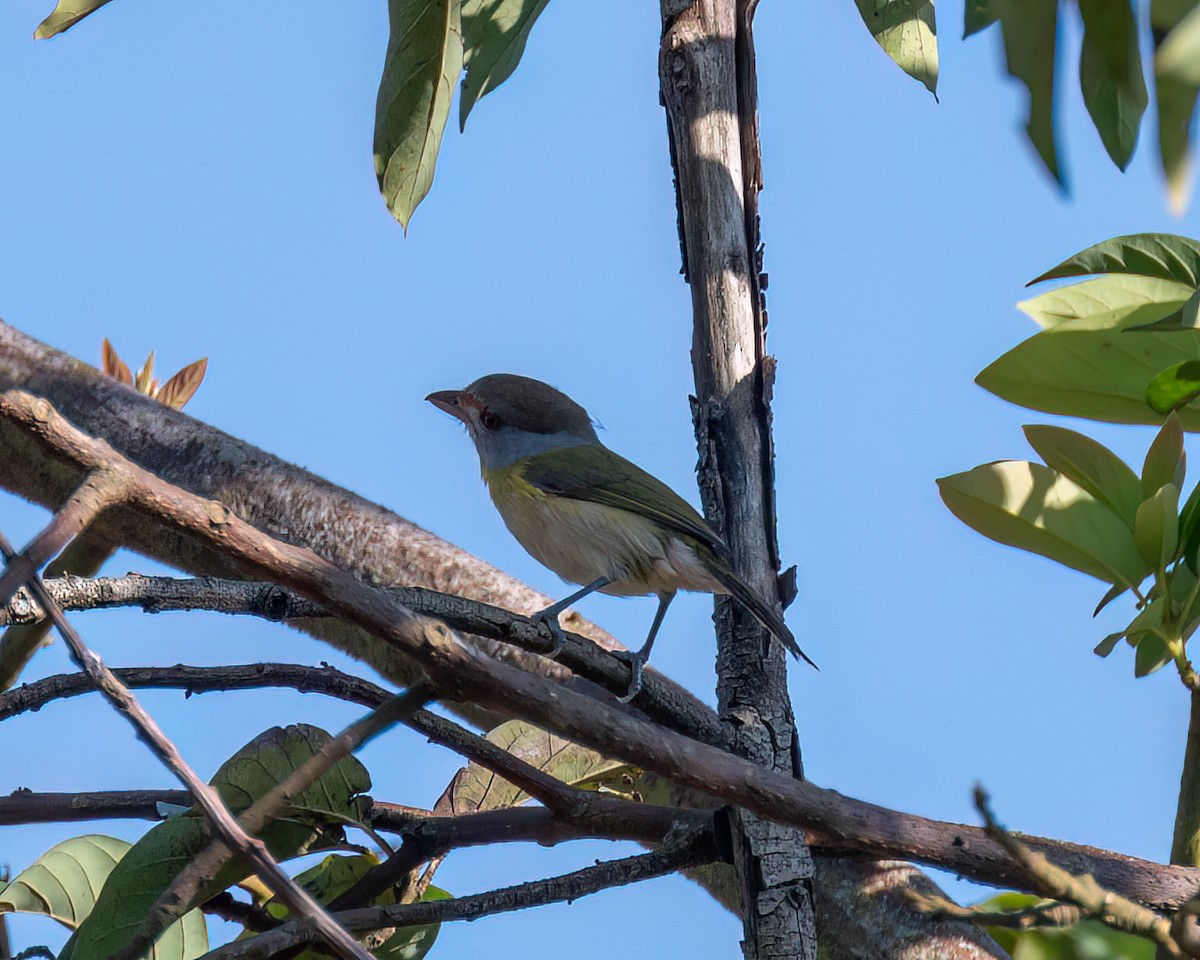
616, 651, 646, 704
531, 609, 568, 659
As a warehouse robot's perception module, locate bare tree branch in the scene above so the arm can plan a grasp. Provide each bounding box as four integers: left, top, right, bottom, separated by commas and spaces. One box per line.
0, 787, 711, 853
4, 660, 1198, 914
0, 323, 626, 707
2, 394, 1199, 918
0, 573, 724, 745
659, 0, 815, 953
196, 830, 722, 960
0, 526, 119, 689
0, 322, 1009, 958
0, 661, 388, 721
974, 787, 1178, 954
200, 893, 276, 933
908, 890, 1084, 930
332, 705, 684, 911
112, 686, 433, 960
0, 339, 210, 688
0, 530, 373, 960
0, 789, 192, 824
0, 471, 124, 604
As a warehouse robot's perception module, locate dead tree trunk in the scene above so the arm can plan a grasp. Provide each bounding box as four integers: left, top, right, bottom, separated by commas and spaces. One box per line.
658, 1, 818, 957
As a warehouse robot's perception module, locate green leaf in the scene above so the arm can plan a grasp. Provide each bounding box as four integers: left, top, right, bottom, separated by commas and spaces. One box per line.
1148, 360, 1200, 414
1, 835, 208, 960
995, 0, 1062, 185
1030, 233, 1200, 285
1016, 275, 1195, 331
1158, 78, 1200, 213
1158, 4, 1200, 85
0, 835, 129, 926
451, 719, 630, 814
459, 0, 552, 128
1095, 630, 1126, 656
964, 0, 997, 36
58, 820, 242, 960
1077, 0, 1147, 170
375, 887, 449, 960
1135, 483, 1181, 567
1179, 480, 1200, 572
854, 0, 938, 96
1134, 631, 1171, 676
1022, 425, 1142, 527
62, 725, 369, 960
1093, 582, 1129, 615
937, 461, 1151, 587
1117, 597, 1169, 664
213, 724, 371, 822
1123, 287, 1200, 331
1170, 562, 1200, 623
250, 857, 445, 960
287, 854, 382, 909
374, 0, 464, 230
1155, 1, 1200, 209
977, 328, 1200, 428
268, 856, 423, 960
33, 0, 114, 39
1143, 413, 1186, 494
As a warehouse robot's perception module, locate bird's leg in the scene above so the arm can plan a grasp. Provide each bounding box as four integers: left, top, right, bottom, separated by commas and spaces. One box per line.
618, 590, 675, 703
533, 577, 611, 658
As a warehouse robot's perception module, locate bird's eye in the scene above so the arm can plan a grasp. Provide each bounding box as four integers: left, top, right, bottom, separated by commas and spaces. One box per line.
480, 411, 502, 431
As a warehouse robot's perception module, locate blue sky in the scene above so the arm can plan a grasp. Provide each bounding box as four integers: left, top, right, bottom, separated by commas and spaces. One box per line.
0, 0, 1197, 956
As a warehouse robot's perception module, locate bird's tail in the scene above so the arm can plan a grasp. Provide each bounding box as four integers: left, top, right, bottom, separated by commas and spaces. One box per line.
708, 556, 817, 670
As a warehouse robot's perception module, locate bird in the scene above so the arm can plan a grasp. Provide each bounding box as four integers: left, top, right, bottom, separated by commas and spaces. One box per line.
426, 374, 815, 700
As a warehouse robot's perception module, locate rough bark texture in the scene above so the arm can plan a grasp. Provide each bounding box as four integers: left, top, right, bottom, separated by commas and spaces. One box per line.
1164, 692, 1200, 960
1172, 691, 1200, 866
0, 532, 116, 688
0, 322, 719, 731
659, 1, 816, 957
0, 325, 1021, 955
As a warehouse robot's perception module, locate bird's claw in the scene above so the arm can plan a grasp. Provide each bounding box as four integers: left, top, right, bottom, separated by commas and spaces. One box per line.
532, 610, 567, 659
616, 651, 646, 703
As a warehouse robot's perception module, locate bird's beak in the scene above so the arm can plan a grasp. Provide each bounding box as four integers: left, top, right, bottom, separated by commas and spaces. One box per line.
426, 389, 470, 423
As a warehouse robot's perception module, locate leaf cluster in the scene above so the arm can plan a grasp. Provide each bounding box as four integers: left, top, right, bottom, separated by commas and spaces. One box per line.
0, 717, 637, 959
30, 0, 550, 231
857, 0, 1199, 205
941, 233, 1200, 681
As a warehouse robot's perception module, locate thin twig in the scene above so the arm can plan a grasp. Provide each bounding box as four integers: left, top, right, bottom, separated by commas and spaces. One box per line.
407, 710, 587, 816
0, 530, 373, 960
0, 471, 125, 606
908, 888, 1085, 929
0, 572, 724, 745
113, 686, 432, 960
329, 706, 610, 911
5, 393, 1200, 915
5, 661, 1200, 912
0, 788, 192, 824
0, 787, 709, 854
200, 893, 278, 933
0, 661, 390, 721
974, 786, 1178, 953
196, 830, 720, 960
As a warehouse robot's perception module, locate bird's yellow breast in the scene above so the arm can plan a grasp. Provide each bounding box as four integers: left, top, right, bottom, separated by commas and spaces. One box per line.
482, 462, 722, 597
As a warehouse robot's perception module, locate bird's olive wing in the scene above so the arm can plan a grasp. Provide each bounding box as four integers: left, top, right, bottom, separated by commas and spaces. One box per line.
520, 445, 725, 553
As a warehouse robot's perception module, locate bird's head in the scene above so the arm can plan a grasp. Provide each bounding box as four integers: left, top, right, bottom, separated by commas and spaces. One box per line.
426, 374, 599, 470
